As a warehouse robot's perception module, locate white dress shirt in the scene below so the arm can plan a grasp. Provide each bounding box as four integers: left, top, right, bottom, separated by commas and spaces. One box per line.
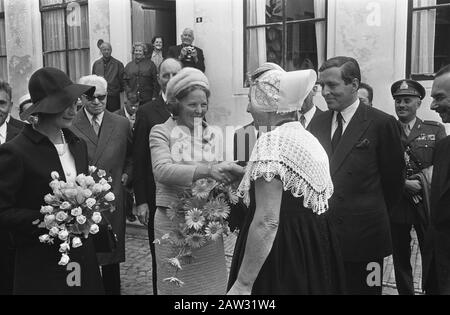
84, 109, 104, 126
0, 121, 6, 145
331, 99, 360, 138
302, 106, 317, 129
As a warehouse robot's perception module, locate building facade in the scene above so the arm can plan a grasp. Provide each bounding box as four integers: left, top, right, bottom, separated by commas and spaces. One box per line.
1, 0, 448, 131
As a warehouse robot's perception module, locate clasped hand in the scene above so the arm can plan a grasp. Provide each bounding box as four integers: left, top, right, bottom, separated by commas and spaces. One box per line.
210, 162, 245, 185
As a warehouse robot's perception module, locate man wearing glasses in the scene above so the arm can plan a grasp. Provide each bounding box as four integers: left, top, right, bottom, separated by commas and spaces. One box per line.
71, 75, 133, 295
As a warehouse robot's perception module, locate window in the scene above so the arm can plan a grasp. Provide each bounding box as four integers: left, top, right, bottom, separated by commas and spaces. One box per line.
407, 0, 450, 80
244, 0, 327, 85
40, 0, 89, 82
0, 0, 7, 80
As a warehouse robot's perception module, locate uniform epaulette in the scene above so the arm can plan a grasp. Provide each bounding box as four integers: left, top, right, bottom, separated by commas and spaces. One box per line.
423, 120, 442, 127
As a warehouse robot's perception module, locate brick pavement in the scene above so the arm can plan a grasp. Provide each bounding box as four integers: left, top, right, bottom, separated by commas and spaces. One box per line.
121, 223, 423, 295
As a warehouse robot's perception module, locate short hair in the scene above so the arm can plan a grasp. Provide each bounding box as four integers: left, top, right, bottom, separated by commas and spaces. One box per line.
435, 65, 450, 79
78, 75, 108, 92
359, 82, 373, 102
319, 56, 361, 86
132, 42, 148, 55
151, 36, 164, 45
0, 80, 12, 100
183, 28, 194, 36
100, 42, 112, 50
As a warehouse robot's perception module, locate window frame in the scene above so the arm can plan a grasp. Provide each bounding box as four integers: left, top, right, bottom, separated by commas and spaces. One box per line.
39, 0, 89, 78
0, 0, 6, 80
243, 0, 328, 86
406, 0, 450, 80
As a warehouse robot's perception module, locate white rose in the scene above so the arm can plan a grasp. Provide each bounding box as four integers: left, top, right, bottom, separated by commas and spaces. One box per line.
49, 226, 59, 237
58, 254, 70, 266
104, 192, 115, 202
85, 198, 96, 209
99, 178, 107, 186
92, 184, 103, 194
89, 224, 100, 235
59, 181, 67, 189
63, 188, 78, 199
97, 170, 107, 178
56, 211, 69, 222
76, 174, 86, 186
88, 166, 97, 174
76, 215, 87, 225
92, 212, 102, 224
44, 194, 56, 204
71, 207, 82, 216
85, 176, 95, 187
102, 183, 112, 192
59, 242, 70, 253
72, 237, 83, 248
40, 205, 53, 214
39, 234, 50, 243
82, 189, 93, 198
51, 171, 60, 180
44, 214, 56, 225
58, 229, 69, 241
60, 201, 71, 210
49, 180, 60, 190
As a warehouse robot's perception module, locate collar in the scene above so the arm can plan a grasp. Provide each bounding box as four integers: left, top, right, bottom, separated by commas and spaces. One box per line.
302, 106, 316, 125
22, 124, 78, 144
84, 108, 105, 125
335, 99, 360, 124
6, 114, 10, 124
161, 91, 167, 103
402, 117, 417, 130
124, 108, 135, 121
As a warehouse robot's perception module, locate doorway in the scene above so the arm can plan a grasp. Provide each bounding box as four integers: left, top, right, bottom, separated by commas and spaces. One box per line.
131, 0, 176, 56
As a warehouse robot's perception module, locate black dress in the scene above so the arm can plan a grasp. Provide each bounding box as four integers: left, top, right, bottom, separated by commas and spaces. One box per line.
228, 183, 346, 295
0, 125, 104, 295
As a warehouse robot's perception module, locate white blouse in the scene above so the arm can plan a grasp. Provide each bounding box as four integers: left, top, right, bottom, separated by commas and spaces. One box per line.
54, 143, 77, 182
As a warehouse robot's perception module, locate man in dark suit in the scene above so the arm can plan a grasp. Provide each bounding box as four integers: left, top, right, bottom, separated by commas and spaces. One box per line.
297, 83, 323, 130
133, 58, 182, 295
167, 28, 205, 72
71, 75, 132, 295
309, 56, 405, 295
423, 64, 450, 294
389, 79, 446, 295
0, 80, 24, 295
114, 92, 139, 223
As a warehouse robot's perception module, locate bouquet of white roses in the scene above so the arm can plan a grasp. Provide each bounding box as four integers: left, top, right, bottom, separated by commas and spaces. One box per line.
36, 166, 115, 266
154, 178, 239, 287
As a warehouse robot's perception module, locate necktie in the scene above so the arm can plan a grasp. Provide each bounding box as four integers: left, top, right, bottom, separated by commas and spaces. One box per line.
331, 112, 344, 153
299, 114, 306, 128
92, 115, 100, 136
402, 123, 411, 137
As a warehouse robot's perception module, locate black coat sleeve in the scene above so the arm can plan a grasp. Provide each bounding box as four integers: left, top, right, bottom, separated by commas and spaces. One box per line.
378, 115, 406, 210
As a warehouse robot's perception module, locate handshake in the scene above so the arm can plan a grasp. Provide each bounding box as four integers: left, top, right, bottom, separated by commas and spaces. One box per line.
208, 162, 245, 185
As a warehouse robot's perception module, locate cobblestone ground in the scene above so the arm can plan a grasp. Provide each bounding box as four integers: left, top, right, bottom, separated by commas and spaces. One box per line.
121, 224, 423, 295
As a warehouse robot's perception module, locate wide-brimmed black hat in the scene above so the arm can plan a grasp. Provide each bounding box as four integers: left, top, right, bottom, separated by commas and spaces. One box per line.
21, 67, 94, 119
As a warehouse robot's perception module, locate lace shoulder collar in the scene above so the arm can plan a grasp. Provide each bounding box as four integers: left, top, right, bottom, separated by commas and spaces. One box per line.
237, 122, 333, 215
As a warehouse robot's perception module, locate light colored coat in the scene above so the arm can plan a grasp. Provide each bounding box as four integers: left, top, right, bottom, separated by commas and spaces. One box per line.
71, 109, 132, 265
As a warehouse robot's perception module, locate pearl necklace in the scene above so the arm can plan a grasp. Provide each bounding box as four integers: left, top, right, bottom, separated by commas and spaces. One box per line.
55, 131, 67, 156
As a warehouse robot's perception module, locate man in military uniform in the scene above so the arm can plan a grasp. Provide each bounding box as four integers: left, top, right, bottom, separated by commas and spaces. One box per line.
390, 79, 446, 294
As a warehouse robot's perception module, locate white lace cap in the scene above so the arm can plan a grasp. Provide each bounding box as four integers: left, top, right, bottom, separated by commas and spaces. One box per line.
249, 68, 317, 114
237, 122, 333, 215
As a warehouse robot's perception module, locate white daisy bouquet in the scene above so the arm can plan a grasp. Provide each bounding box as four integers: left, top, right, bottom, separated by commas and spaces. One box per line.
34, 166, 116, 266
155, 178, 239, 287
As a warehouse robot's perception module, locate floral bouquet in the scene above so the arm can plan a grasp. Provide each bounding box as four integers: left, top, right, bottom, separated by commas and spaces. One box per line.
35, 166, 115, 266
154, 178, 240, 287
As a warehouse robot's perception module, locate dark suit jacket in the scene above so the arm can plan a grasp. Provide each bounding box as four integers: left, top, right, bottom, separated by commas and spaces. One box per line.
72, 110, 132, 265
92, 56, 125, 96
167, 44, 205, 72
0, 125, 103, 294
133, 95, 171, 211
306, 106, 323, 131
422, 136, 450, 292
309, 103, 405, 262
8, 117, 25, 130
6, 122, 22, 142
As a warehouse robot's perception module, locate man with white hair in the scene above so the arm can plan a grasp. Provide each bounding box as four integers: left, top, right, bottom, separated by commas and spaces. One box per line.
71, 75, 132, 295
167, 28, 205, 72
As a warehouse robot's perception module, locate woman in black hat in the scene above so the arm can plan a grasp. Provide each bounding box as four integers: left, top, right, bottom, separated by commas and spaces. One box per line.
0, 67, 104, 295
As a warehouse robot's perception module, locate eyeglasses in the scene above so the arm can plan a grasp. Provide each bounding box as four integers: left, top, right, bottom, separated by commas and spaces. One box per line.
83, 94, 107, 102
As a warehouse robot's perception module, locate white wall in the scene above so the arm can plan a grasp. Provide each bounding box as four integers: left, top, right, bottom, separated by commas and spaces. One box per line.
109, 0, 132, 65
